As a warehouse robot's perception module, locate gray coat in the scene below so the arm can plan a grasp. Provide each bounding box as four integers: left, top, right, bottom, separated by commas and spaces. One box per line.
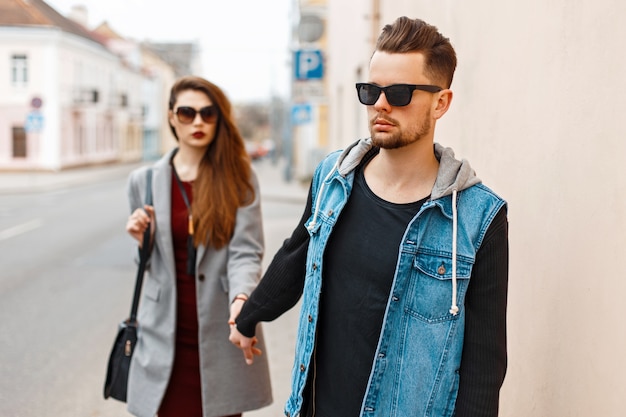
125, 149, 272, 417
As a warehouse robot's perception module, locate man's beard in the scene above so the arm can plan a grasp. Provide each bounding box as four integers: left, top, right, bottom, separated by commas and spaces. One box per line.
370, 115, 432, 150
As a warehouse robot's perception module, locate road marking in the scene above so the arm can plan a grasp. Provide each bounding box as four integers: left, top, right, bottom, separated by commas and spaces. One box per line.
0, 218, 44, 241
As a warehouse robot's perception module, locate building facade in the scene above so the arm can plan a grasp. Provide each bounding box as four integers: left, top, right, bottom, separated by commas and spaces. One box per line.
319, 1, 626, 416
1, 0, 128, 169
0, 0, 191, 171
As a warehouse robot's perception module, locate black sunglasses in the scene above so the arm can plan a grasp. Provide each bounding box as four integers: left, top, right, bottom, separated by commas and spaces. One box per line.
355, 83, 442, 107
174, 105, 218, 124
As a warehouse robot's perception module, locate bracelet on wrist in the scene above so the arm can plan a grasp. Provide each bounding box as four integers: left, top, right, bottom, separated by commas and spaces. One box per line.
233, 294, 248, 303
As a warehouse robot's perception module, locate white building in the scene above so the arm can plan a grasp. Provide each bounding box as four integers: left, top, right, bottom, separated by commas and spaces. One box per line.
138, 44, 177, 160
91, 21, 179, 161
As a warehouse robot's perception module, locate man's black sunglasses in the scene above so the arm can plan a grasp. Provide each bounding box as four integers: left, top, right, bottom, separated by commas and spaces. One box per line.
355, 83, 442, 107
174, 105, 218, 124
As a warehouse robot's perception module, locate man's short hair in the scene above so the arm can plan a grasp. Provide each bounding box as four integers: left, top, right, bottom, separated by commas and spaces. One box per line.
376, 16, 457, 88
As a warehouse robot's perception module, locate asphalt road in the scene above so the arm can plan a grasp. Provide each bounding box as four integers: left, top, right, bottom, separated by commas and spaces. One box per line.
0, 160, 305, 417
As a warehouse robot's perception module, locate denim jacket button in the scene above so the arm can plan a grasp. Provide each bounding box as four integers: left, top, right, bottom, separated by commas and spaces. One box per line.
312, 263, 318, 270
392, 295, 399, 301
300, 364, 306, 372
437, 263, 446, 274
308, 314, 313, 322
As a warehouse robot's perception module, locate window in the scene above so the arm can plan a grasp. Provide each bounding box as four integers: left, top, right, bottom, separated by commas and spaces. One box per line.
11, 54, 28, 86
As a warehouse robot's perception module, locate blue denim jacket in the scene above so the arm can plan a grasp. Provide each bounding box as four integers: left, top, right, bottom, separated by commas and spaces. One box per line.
284, 139, 506, 417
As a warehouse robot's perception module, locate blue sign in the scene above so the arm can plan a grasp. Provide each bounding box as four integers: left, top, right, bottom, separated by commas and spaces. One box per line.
291, 103, 312, 125
25, 111, 44, 133
294, 49, 323, 80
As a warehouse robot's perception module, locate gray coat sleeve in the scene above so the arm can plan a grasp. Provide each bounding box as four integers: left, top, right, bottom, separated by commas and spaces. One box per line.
227, 171, 265, 301
225, 169, 265, 302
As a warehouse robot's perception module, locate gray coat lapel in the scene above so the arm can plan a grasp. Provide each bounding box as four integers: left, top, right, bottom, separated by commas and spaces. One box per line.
152, 150, 176, 281
196, 244, 209, 270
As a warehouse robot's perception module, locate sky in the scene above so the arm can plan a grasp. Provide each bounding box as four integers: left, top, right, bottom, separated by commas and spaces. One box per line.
46, 0, 294, 103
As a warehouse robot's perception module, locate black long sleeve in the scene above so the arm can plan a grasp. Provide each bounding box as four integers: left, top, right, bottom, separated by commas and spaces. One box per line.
235, 184, 313, 337
455, 206, 509, 417
236, 185, 509, 417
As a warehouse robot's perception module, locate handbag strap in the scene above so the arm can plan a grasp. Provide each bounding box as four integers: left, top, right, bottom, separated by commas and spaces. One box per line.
129, 168, 153, 323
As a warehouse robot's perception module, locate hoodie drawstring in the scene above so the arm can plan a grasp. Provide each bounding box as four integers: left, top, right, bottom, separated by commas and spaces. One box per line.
307, 154, 460, 316
449, 189, 459, 316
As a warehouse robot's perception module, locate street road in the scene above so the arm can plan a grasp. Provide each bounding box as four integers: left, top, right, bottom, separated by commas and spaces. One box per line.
0, 162, 304, 417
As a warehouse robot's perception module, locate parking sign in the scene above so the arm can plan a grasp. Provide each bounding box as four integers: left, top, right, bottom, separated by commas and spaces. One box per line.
294, 50, 324, 80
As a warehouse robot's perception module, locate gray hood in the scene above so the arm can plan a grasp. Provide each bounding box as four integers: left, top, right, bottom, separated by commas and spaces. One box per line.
334, 138, 481, 200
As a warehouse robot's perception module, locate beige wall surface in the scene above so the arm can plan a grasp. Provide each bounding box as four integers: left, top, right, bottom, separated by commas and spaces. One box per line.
329, 0, 626, 415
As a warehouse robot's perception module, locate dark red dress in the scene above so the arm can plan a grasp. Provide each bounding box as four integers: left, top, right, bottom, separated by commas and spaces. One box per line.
158, 173, 243, 417
158, 177, 203, 417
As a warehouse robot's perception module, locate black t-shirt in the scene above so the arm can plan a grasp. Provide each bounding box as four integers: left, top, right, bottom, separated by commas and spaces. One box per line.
304, 151, 428, 417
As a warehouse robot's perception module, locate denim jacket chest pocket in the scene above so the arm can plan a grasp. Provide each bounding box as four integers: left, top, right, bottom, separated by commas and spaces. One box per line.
406, 250, 473, 323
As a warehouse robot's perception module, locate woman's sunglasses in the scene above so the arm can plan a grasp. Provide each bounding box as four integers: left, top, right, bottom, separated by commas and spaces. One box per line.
174, 105, 218, 124
355, 83, 442, 107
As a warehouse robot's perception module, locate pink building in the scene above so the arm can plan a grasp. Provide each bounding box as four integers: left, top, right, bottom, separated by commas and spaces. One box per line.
0, 0, 153, 170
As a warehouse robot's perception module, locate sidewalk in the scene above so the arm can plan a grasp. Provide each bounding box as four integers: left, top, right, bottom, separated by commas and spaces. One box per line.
253, 158, 309, 204
0, 157, 309, 204
0, 161, 145, 195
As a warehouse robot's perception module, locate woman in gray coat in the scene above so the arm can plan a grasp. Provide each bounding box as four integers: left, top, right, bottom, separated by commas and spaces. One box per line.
124, 76, 272, 417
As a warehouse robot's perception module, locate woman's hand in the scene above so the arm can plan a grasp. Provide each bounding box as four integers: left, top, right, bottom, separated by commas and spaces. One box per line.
229, 297, 262, 365
126, 205, 155, 247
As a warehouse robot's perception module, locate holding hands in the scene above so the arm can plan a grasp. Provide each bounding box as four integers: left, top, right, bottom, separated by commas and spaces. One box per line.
228, 296, 262, 365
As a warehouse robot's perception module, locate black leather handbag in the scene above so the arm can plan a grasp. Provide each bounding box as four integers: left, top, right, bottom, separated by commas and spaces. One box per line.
104, 169, 153, 402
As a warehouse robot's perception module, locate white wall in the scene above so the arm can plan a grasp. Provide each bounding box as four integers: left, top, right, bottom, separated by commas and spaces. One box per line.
0, 27, 57, 167
326, 0, 373, 149
328, 0, 626, 415
56, 32, 135, 166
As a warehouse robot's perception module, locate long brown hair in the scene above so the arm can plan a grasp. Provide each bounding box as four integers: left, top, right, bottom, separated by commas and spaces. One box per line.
375, 16, 457, 88
168, 76, 254, 249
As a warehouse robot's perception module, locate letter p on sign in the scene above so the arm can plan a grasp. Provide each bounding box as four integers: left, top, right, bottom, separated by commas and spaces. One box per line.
295, 50, 323, 80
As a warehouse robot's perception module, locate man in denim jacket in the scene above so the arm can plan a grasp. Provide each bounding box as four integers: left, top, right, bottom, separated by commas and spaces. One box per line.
231, 16, 509, 417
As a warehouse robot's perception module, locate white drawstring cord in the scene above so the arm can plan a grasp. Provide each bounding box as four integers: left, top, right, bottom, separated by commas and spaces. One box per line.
450, 189, 459, 316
